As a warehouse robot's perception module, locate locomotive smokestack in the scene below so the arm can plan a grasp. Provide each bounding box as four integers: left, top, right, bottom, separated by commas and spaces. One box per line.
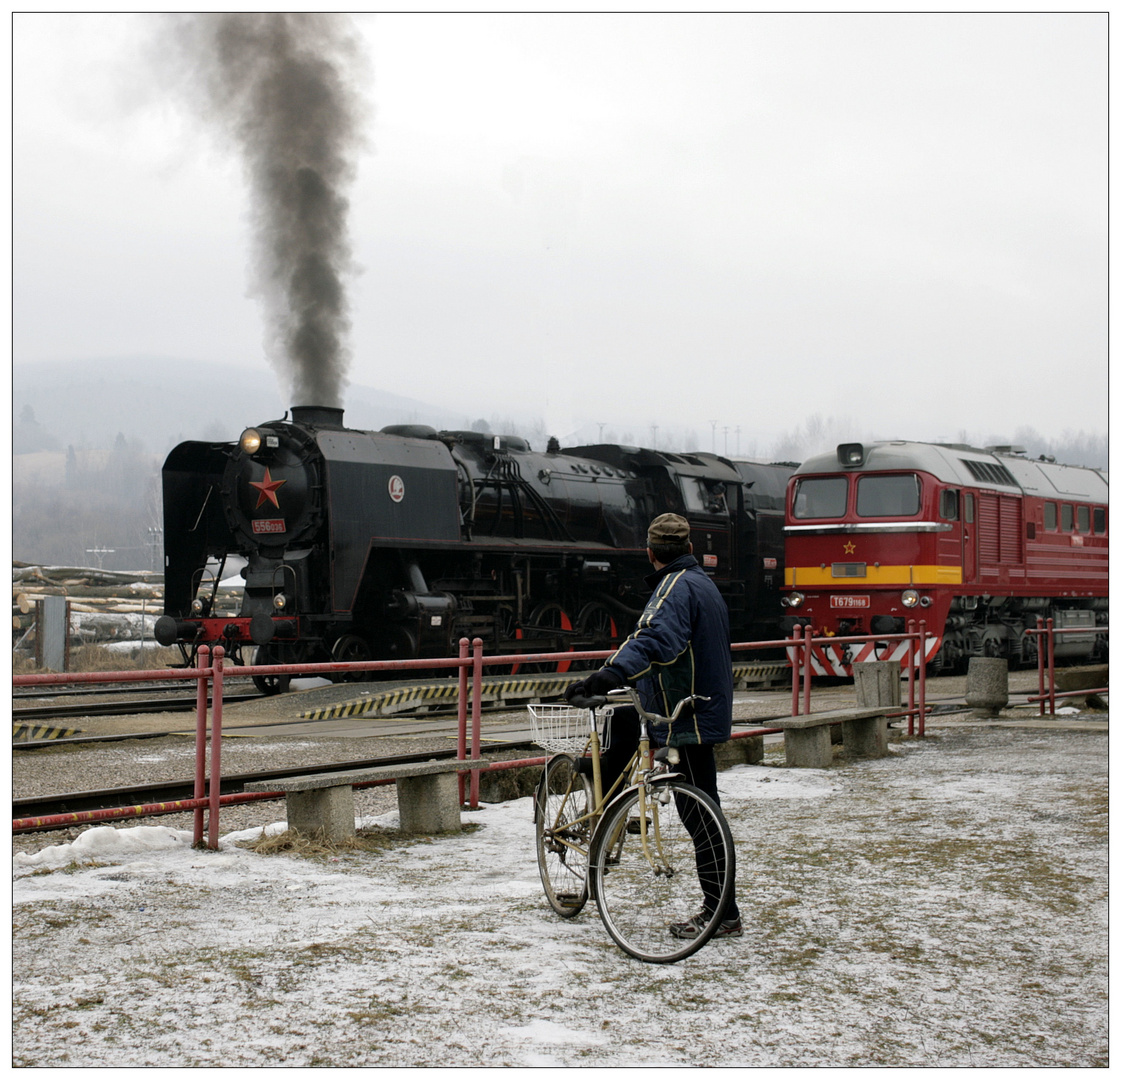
290, 405, 345, 429
173, 14, 369, 410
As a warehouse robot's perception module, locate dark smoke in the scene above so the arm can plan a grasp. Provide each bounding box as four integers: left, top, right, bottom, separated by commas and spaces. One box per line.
176, 14, 368, 408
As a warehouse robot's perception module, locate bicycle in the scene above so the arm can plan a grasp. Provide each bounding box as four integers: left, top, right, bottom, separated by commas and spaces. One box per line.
529, 687, 736, 964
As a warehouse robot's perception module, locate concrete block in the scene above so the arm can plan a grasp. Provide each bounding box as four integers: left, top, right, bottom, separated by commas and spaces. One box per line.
966, 657, 1009, 717
287, 786, 355, 843
841, 714, 888, 758
398, 772, 461, 834
714, 737, 764, 769
783, 726, 833, 769
854, 661, 902, 708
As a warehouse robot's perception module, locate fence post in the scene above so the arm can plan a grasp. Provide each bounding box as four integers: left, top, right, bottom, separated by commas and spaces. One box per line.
207, 646, 225, 850
917, 621, 927, 736
470, 638, 484, 809
1035, 616, 1046, 717
802, 626, 813, 716
905, 620, 916, 736
193, 645, 210, 846
457, 637, 470, 806
790, 625, 802, 716
1046, 618, 1056, 716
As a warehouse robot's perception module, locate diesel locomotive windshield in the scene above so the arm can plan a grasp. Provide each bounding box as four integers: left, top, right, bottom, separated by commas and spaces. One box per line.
792, 476, 847, 519
855, 474, 921, 517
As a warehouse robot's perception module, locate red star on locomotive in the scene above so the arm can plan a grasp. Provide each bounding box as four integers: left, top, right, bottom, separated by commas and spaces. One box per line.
249, 468, 286, 509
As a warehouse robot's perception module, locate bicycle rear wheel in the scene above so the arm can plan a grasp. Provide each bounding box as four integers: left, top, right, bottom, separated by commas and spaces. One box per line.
588, 780, 735, 963
535, 754, 593, 917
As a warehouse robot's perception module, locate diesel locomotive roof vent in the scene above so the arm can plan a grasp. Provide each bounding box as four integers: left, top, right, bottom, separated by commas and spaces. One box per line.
837, 443, 865, 467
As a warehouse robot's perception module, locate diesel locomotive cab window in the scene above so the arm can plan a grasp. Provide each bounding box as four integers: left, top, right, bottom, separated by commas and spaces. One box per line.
1062, 504, 1073, 531
1044, 502, 1057, 530
856, 474, 920, 517
1077, 505, 1090, 533
939, 489, 959, 521
792, 476, 848, 519
1093, 507, 1106, 534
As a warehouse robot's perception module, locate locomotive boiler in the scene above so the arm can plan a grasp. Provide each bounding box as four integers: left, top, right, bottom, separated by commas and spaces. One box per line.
156, 406, 792, 693
781, 440, 1108, 674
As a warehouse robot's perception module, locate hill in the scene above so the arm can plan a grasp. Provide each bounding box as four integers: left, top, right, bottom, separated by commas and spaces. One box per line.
13, 357, 476, 456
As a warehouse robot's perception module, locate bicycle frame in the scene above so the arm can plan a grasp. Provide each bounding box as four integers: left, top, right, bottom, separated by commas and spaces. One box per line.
541, 688, 693, 872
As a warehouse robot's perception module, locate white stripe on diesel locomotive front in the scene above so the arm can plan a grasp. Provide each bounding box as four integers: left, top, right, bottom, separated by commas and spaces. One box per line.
787, 636, 943, 676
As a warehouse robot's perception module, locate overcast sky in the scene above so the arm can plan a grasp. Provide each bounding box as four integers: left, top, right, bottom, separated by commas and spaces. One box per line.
12, 12, 1107, 451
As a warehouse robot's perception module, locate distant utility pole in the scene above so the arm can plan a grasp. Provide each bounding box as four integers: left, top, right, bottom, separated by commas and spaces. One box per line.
736, 426, 741, 456
710, 421, 717, 453
598, 422, 605, 442
651, 424, 659, 450
85, 547, 115, 570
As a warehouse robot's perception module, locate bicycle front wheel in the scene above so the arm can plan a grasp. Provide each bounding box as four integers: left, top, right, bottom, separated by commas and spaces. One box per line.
588, 780, 735, 963
535, 754, 593, 917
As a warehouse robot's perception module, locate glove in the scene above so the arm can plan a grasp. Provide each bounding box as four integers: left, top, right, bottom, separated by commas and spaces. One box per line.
565, 666, 625, 703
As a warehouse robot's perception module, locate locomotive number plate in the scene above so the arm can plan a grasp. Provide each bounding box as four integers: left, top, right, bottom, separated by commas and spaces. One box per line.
830, 595, 870, 609
252, 518, 286, 535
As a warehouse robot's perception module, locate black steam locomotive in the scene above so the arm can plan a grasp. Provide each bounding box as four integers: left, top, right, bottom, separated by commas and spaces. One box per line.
155, 406, 792, 693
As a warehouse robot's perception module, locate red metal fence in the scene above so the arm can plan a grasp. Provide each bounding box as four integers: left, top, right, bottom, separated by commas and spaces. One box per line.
16, 620, 1099, 844
1026, 618, 1109, 716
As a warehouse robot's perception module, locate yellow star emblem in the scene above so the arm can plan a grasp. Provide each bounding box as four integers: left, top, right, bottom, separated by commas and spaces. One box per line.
843, 541, 856, 555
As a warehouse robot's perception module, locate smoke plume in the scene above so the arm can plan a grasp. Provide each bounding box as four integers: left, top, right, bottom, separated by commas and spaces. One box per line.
176, 14, 368, 408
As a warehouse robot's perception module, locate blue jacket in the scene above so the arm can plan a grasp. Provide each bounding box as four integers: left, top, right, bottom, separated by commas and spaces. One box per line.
603, 554, 733, 746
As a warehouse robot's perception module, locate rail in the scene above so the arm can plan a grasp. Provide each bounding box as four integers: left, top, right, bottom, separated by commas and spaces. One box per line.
1025, 618, 1109, 716
15, 627, 941, 844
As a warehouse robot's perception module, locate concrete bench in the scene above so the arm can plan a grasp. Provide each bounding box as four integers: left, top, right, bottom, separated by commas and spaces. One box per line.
245, 759, 491, 843
766, 708, 891, 768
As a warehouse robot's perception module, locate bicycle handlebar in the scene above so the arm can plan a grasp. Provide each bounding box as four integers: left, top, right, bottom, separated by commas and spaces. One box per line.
567, 686, 710, 726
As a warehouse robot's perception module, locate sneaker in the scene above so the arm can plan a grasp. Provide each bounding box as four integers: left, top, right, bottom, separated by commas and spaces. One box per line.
669, 913, 743, 940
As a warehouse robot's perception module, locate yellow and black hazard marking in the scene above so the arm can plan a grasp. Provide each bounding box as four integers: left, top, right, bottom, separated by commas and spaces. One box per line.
731, 661, 790, 689
300, 673, 577, 722
13, 722, 83, 742
299, 664, 789, 723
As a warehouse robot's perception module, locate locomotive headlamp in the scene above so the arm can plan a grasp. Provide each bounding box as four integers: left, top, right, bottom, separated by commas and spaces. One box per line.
902, 589, 921, 608
240, 428, 263, 454
837, 443, 865, 467
783, 591, 806, 608
273, 592, 288, 612
190, 598, 205, 616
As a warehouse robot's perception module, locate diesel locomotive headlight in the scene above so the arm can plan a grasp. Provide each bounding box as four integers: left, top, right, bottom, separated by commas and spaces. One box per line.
239, 428, 263, 454
902, 589, 920, 608
273, 593, 288, 612
783, 591, 805, 608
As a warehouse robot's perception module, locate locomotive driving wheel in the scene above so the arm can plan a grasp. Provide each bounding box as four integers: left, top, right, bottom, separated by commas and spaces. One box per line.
251, 644, 292, 696
331, 633, 374, 681
523, 603, 575, 674
574, 602, 620, 670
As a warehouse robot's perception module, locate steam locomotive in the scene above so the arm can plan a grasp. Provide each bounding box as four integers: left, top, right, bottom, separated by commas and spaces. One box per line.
155, 406, 793, 693
781, 440, 1108, 674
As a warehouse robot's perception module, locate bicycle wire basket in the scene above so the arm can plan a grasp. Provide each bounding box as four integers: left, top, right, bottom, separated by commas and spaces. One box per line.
527, 703, 613, 754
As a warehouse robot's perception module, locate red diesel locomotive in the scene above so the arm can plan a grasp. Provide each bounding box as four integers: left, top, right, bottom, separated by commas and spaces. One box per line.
781, 441, 1108, 675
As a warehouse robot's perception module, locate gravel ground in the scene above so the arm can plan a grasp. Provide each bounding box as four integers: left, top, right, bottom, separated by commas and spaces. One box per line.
11, 714, 1108, 1067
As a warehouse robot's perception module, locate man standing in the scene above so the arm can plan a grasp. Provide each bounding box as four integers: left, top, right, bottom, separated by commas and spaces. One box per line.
565, 513, 742, 939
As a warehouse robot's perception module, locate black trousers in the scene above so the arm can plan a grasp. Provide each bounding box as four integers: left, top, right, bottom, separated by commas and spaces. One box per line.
599, 707, 740, 922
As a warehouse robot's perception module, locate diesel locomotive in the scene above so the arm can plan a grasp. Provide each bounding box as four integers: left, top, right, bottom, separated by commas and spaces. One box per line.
155, 406, 793, 693
781, 440, 1108, 674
